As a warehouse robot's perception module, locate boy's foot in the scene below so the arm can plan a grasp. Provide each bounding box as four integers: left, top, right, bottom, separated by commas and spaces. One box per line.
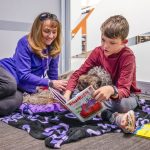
114, 110, 136, 133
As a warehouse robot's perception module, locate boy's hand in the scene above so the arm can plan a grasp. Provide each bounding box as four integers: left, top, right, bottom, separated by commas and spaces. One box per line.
93, 85, 114, 102
63, 90, 72, 101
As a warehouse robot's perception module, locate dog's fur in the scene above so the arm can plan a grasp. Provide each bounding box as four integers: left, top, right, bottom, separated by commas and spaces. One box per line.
77, 66, 112, 91
23, 66, 112, 104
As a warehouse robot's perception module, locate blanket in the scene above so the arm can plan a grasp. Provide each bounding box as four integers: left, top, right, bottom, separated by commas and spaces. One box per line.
0, 99, 150, 149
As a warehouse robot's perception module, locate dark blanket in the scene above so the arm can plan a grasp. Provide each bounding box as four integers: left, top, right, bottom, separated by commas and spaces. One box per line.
0, 99, 150, 149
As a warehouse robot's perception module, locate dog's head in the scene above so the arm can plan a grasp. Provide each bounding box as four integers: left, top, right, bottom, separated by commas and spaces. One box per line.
77, 66, 112, 91
77, 74, 102, 91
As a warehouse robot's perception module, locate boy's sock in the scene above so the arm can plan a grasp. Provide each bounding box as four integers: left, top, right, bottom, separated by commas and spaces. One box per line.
101, 109, 136, 133
114, 110, 136, 133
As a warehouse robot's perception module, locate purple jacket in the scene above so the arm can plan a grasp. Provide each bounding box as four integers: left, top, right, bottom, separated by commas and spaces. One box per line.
0, 35, 59, 93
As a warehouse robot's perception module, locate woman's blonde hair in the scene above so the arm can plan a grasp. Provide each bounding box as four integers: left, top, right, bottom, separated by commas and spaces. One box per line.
100, 15, 129, 40
28, 12, 61, 58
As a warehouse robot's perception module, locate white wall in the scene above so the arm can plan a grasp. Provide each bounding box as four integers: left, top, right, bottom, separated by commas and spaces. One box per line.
86, 0, 150, 82
70, 0, 82, 30
0, 30, 28, 58
87, 0, 150, 50
70, 0, 150, 82
70, 0, 82, 57
131, 41, 150, 82
0, 0, 61, 58
71, 29, 82, 57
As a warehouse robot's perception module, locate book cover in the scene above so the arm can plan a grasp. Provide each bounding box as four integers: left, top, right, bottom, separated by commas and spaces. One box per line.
49, 86, 103, 122
134, 123, 150, 139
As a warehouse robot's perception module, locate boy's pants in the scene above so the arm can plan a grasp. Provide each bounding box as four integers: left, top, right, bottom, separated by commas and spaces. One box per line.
103, 94, 138, 113
0, 66, 23, 116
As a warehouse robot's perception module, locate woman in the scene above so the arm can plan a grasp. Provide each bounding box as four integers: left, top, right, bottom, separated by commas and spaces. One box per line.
0, 12, 67, 116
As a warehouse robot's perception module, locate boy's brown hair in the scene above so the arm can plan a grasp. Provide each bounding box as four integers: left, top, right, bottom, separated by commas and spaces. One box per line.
100, 15, 129, 40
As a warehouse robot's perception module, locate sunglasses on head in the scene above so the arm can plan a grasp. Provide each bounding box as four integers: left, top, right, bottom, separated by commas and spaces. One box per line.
39, 12, 57, 21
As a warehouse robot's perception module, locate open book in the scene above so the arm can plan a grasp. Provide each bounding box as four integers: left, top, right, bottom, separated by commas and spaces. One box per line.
49, 86, 103, 122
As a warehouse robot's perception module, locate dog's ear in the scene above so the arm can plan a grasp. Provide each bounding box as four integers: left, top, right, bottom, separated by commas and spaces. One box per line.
77, 81, 89, 91
77, 75, 90, 91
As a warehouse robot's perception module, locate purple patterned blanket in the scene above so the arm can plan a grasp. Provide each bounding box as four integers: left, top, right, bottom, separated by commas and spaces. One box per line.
0, 99, 150, 149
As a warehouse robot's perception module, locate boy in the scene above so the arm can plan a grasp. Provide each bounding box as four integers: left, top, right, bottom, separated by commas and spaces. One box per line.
64, 15, 141, 133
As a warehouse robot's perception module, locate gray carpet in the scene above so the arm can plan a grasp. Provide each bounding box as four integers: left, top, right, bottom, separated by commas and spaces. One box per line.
0, 121, 149, 150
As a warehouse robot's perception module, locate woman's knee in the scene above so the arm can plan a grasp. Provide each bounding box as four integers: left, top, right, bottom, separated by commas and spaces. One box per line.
0, 75, 17, 97
0, 90, 23, 116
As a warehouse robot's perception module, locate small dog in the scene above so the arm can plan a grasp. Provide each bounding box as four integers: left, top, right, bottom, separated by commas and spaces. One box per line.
23, 66, 112, 104
77, 66, 112, 91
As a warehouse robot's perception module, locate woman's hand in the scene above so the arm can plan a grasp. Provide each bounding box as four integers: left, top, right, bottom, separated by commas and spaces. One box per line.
93, 85, 114, 102
52, 80, 68, 92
